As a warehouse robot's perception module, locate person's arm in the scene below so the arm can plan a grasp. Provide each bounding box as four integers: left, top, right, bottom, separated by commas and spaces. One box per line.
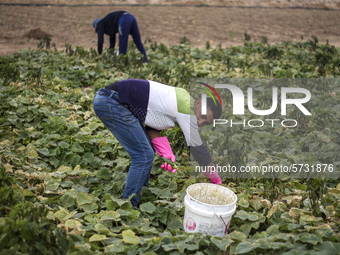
129, 16, 148, 62
97, 25, 104, 55
177, 114, 222, 184
146, 128, 161, 140
109, 34, 116, 50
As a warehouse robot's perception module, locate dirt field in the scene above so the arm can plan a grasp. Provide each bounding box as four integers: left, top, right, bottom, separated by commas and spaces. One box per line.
0, 0, 340, 55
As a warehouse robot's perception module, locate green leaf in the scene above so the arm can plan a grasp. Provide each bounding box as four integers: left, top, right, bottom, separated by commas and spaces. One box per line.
26, 144, 39, 159
105, 243, 125, 253
95, 223, 110, 234
54, 208, 69, 221
122, 230, 140, 245
239, 224, 252, 236
101, 211, 121, 221
58, 141, 70, 149
300, 214, 322, 223
71, 142, 84, 153
299, 234, 323, 245
66, 153, 81, 166
238, 198, 250, 208
96, 168, 111, 179
100, 144, 113, 153
88, 121, 101, 131
176, 241, 189, 253
60, 193, 76, 208
167, 213, 182, 231
140, 226, 159, 235
113, 157, 130, 171
162, 243, 178, 252
266, 225, 280, 235
211, 237, 233, 251
117, 209, 131, 217
228, 231, 247, 242
312, 241, 337, 255
235, 241, 255, 254
106, 199, 116, 211
249, 221, 260, 230
8, 115, 18, 124
168, 180, 178, 191
247, 213, 259, 221
53, 208, 77, 222
65, 219, 81, 229
89, 234, 107, 242
140, 202, 157, 214
80, 203, 98, 213
287, 223, 301, 231
77, 192, 96, 205
253, 239, 270, 250
234, 210, 249, 221
22, 190, 35, 197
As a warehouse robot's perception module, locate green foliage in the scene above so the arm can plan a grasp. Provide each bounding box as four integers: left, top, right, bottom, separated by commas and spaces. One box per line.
0, 56, 20, 86
37, 35, 55, 50
0, 165, 70, 255
0, 165, 23, 217
0, 38, 339, 254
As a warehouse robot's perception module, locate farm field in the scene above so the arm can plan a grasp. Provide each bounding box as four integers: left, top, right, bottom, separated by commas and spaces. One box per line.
0, 1, 340, 255
1, 37, 340, 254
1, 0, 340, 55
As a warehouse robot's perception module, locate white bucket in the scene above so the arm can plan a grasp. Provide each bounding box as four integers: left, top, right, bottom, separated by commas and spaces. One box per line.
183, 183, 237, 237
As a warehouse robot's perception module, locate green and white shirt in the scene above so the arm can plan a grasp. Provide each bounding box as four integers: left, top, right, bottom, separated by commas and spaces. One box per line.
114, 79, 211, 165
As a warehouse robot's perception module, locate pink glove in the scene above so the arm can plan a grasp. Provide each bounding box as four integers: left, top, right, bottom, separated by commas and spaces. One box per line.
161, 162, 177, 173
151, 137, 177, 173
205, 165, 222, 184
151, 137, 176, 162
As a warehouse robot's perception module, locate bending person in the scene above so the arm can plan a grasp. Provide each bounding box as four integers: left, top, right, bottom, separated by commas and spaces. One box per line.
92, 79, 222, 207
93, 11, 148, 62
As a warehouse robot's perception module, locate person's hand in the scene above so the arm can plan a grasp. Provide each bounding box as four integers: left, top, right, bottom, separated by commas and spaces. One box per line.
205, 164, 222, 184
209, 176, 222, 185
151, 137, 176, 162
161, 161, 177, 173
142, 55, 149, 63
151, 137, 178, 173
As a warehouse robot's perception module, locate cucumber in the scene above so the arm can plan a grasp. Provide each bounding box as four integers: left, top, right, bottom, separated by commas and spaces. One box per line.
161, 157, 179, 169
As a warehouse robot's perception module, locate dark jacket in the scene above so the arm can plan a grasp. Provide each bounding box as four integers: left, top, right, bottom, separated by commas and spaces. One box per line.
95, 11, 126, 54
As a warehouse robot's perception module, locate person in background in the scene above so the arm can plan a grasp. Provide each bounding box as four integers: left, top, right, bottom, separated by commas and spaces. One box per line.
93, 11, 148, 62
92, 79, 222, 207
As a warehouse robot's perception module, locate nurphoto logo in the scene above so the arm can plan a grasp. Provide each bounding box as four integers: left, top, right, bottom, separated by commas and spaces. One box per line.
199, 82, 312, 128
190, 78, 338, 180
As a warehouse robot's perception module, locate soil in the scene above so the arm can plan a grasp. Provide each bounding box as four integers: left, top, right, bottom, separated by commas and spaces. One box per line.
0, 0, 340, 56
24, 28, 51, 40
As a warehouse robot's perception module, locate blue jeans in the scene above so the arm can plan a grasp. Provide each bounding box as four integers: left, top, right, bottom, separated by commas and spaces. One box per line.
119, 13, 148, 62
92, 89, 154, 207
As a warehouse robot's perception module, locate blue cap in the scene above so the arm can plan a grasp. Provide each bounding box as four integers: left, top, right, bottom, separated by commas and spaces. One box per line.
92, 18, 101, 29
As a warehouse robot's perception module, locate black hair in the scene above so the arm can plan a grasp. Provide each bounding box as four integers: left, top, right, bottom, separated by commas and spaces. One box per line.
207, 97, 222, 119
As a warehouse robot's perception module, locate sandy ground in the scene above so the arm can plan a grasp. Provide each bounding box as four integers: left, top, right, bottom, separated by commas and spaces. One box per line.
0, 0, 339, 55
